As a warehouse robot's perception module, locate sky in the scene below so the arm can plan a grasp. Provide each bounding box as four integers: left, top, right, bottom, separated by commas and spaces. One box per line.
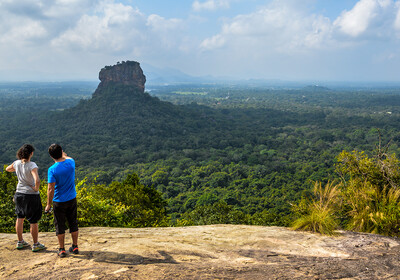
1, 0, 400, 82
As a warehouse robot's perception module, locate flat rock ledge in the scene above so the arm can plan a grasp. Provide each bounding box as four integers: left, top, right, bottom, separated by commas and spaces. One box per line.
1, 225, 400, 279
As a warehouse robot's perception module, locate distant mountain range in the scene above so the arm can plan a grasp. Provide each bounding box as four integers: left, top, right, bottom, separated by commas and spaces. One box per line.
141, 63, 400, 89
141, 63, 211, 85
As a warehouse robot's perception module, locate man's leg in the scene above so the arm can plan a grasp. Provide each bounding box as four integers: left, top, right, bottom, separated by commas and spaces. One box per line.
30, 223, 38, 244
57, 233, 65, 249
71, 230, 78, 246
16, 218, 24, 241
53, 201, 66, 248
66, 198, 79, 253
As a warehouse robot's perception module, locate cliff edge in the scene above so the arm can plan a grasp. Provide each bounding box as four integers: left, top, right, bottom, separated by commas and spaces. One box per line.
1, 225, 400, 279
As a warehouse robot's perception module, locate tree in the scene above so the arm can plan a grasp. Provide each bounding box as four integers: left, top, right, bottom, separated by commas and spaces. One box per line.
0, 167, 18, 232
78, 173, 168, 227
178, 201, 247, 225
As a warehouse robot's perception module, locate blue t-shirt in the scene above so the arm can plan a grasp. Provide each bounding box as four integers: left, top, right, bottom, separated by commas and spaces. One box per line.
48, 158, 76, 203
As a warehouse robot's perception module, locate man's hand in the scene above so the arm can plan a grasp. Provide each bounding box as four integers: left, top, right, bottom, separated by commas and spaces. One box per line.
46, 182, 55, 212
45, 204, 52, 213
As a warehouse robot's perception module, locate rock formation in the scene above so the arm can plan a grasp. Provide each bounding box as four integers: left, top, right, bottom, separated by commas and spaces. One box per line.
93, 61, 146, 96
2, 225, 400, 279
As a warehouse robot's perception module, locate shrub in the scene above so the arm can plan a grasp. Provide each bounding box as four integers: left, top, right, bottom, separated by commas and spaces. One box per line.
294, 146, 400, 237
0, 167, 18, 233
337, 149, 400, 236
77, 173, 169, 228
292, 181, 341, 235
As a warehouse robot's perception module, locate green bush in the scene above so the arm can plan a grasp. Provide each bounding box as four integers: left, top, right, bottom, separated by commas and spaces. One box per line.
0, 170, 168, 233
338, 150, 400, 236
293, 148, 400, 237
292, 181, 341, 235
77, 173, 169, 228
0, 167, 18, 233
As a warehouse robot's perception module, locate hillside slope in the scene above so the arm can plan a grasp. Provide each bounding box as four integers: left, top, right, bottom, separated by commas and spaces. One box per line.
27, 61, 241, 169
4, 61, 317, 174
1, 225, 400, 279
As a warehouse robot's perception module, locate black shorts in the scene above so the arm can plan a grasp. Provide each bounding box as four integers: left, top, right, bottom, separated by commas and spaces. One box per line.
53, 197, 78, 235
14, 193, 43, 224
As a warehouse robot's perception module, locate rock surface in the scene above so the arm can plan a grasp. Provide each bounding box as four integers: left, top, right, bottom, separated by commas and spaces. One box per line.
1, 225, 400, 279
94, 61, 146, 96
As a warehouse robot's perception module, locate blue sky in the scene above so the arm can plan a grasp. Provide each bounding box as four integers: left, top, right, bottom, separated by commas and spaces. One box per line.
1, 0, 400, 82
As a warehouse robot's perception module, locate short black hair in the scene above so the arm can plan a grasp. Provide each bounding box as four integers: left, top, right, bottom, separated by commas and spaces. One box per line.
17, 144, 35, 160
48, 144, 63, 160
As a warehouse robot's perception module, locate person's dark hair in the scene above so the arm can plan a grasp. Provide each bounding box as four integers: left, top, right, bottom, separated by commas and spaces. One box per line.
48, 144, 63, 160
17, 144, 35, 160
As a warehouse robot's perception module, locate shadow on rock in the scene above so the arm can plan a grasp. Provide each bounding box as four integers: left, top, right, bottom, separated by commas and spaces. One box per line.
71, 250, 178, 265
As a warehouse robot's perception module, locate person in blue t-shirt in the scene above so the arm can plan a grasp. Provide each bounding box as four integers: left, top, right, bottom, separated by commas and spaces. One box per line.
45, 144, 79, 258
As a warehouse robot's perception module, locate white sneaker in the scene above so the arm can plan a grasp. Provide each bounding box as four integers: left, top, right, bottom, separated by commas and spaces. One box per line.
16, 240, 30, 250
32, 242, 46, 252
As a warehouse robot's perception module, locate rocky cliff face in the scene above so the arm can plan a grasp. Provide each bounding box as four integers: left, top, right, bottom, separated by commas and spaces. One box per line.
93, 61, 146, 96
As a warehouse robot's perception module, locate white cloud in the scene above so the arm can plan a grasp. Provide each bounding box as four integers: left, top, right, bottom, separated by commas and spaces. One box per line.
394, 1, 400, 29
333, 0, 397, 37
0, 0, 96, 19
0, 19, 47, 46
51, 2, 188, 56
334, 0, 379, 37
200, 0, 400, 55
193, 0, 400, 81
0, 0, 191, 79
147, 14, 182, 32
304, 15, 333, 49
200, 1, 333, 53
146, 15, 184, 49
51, 3, 146, 53
0, 0, 99, 46
1, 0, 400, 81
192, 0, 230, 12
200, 34, 225, 50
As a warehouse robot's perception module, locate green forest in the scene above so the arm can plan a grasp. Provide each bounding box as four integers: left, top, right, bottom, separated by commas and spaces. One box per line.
1, 81, 400, 234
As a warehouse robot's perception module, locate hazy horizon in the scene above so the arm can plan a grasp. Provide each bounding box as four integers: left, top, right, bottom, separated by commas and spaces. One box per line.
3, 76, 400, 90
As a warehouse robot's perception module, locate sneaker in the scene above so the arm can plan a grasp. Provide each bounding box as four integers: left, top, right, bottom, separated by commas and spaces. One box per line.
58, 248, 67, 258
32, 242, 46, 252
16, 240, 30, 250
69, 245, 79, 254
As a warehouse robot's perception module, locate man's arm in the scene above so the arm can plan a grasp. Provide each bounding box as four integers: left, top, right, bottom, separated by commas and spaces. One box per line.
5, 163, 15, 172
31, 168, 40, 192
45, 182, 55, 212
63, 151, 72, 160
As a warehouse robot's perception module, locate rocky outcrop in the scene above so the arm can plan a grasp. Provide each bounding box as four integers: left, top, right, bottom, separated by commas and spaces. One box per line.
1, 225, 400, 279
94, 61, 146, 96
